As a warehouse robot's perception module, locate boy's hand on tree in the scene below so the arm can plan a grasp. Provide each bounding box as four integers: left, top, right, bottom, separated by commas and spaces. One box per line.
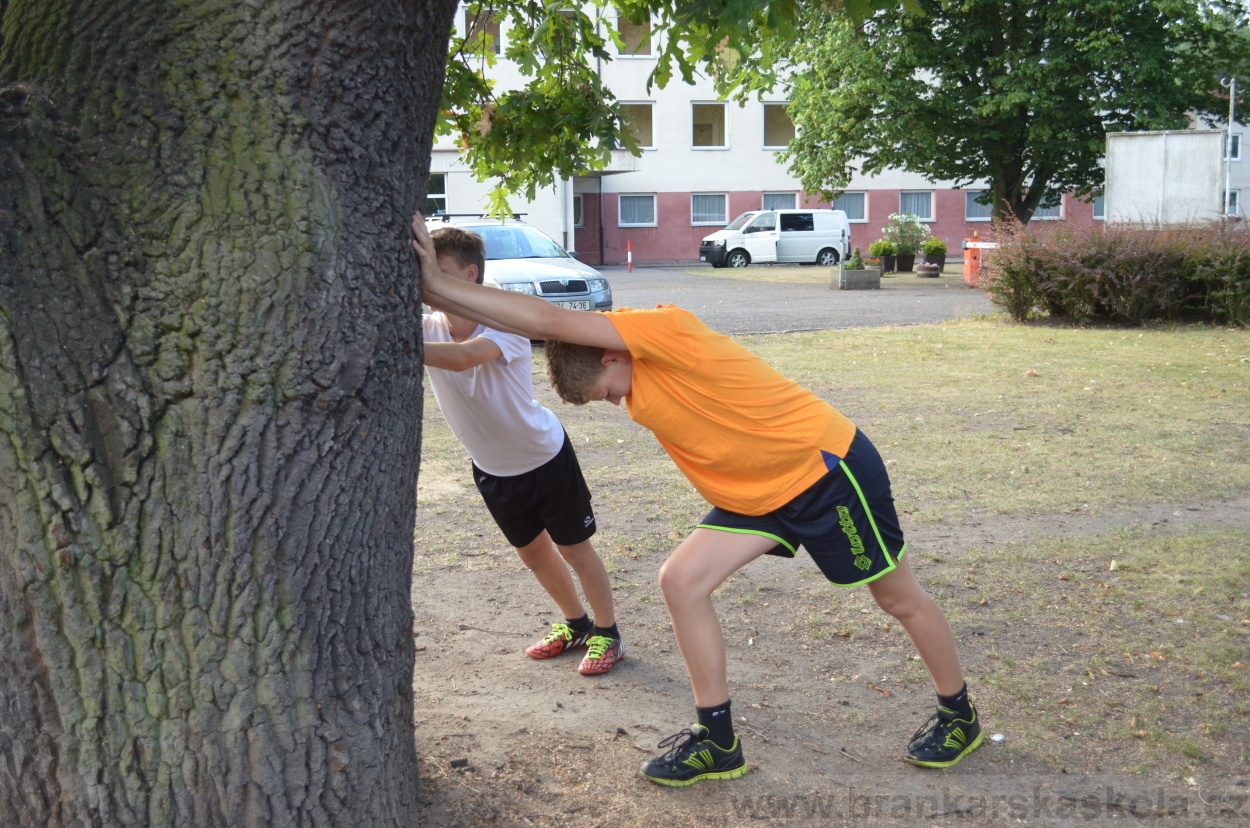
410, 212, 445, 305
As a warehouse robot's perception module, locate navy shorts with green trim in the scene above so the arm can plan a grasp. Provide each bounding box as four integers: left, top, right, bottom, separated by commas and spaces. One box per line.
473, 432, 596, 549
698, 429, 906, 587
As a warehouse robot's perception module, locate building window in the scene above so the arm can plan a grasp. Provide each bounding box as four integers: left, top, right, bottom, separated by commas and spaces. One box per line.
965, 190, 993, 221
692, 103, 727, 149
763, 192, 797, 211
692, 194, 727, 225
831, 191, 866, 222
619, 194, 656, 227
618, 14, 651, 56
573, 194, 584, 228
900, 191, 933, 221
464, 9, 501, 55
1225, 133, 1242, 161
619, 102, 654, 148
1092, 193, 1105, 221
1224, 190, 1241, 215
425, 173, 447, 215
1031, 199, 1062, 220
762, 103, 794, 149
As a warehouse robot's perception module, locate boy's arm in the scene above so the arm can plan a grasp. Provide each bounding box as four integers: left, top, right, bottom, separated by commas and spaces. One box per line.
412, 213, 626, 350
424, 338, 503, 372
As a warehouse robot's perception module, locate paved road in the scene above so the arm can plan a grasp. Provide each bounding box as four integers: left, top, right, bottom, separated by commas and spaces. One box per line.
600, 264, 994, 335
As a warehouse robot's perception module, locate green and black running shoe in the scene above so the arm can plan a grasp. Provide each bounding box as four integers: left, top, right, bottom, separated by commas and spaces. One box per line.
639, 724, 748, 787
904, 703, 984, 768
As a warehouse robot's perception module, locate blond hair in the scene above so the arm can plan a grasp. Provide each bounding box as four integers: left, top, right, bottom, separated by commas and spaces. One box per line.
429, 226, 486, 284
544, 340, 607, 404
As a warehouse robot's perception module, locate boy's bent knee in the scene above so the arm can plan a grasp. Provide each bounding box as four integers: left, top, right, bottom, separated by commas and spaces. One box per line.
657, 557, 697, 601
871, 587, 934, 621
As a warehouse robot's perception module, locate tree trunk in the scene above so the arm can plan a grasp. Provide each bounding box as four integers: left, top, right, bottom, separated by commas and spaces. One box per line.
0, 1, 456, 824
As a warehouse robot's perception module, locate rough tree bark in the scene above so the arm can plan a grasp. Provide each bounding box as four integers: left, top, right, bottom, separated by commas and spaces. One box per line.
0, 0, 456, 824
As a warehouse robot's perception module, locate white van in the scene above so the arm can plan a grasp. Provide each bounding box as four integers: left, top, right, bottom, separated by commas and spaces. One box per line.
699, 209, 851, 268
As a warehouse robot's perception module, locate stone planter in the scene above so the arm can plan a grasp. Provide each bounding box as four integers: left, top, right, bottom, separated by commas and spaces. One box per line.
895, 253, 916, 272
834, 268, 882, 290
923, 253, 946, 269
916, 262, 941, 278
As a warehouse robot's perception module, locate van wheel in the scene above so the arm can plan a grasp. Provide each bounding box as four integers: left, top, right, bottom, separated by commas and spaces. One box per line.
727, 249, 750, 268
816, 248, 839, 266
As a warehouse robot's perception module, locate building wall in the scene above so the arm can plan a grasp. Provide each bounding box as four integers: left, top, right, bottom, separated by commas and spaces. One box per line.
571, 188, 1101, 265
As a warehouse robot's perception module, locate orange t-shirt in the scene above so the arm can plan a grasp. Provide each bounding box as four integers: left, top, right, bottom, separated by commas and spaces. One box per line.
605, 305, 856, 515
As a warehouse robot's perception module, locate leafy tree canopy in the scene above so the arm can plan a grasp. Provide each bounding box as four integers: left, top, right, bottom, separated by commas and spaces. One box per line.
773, 0, 1250, 222
440, 0, 913, 213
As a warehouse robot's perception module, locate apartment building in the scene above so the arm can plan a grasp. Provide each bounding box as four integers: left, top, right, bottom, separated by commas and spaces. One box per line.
431, 9, 1179, 265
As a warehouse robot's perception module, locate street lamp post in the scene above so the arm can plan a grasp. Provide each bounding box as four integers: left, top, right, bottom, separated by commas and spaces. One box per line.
1221, 76, 1237, 218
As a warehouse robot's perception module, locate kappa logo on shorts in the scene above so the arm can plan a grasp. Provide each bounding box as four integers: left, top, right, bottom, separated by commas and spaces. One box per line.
584, 516, 594, 527
837, 506, 873, 571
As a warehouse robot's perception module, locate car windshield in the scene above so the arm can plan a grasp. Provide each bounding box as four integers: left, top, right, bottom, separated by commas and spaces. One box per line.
476, 225, 569, 260
725, 212, 758, 231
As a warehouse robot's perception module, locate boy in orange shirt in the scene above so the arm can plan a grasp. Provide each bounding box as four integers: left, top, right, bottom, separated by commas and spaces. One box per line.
412, 213, 982, 786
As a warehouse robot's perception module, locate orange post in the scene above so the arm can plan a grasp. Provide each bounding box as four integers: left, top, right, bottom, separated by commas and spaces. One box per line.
627, 240, 633, 272
963, 231, 982, 288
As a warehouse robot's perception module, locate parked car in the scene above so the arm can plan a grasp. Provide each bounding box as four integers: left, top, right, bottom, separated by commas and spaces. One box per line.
426, 214, 612, 311
699, 209, 851, 268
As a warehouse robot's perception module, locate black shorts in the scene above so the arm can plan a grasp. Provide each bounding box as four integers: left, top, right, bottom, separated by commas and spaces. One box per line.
698, 429, 906, 587
473, 432, 596, 548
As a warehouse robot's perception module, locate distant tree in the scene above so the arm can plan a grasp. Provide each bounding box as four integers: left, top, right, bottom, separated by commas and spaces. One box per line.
778, 0, 1250, 222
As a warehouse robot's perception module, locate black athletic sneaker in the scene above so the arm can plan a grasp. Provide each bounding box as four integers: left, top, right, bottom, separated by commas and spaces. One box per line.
639, 724, 748, 787
904, 704, 984, 768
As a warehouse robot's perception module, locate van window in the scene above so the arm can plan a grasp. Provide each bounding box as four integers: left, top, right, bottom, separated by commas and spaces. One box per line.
748, 212, 777, 232
779, 213, 814, 232
726, 212, 756, 230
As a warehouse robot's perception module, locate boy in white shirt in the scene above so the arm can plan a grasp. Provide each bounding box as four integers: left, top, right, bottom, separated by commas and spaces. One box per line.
422, 226, 623, 675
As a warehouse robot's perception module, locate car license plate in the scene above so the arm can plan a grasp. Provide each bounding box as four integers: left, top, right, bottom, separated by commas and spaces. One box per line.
700, 255, 707, 261
553, 300, 591, 310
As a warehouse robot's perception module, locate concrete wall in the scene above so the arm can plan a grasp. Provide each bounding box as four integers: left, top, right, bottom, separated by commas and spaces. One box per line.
1105, 130, 1224, 224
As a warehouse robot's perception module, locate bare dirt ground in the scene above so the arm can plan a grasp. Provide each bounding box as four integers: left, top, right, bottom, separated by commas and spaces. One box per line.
410, 271, 1250, 827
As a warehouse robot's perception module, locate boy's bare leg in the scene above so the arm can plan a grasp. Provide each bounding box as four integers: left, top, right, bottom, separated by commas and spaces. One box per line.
514, 530, 585, 620
866, 555, 965, 696
556, 539, 615, 627
657, 529, 777, 706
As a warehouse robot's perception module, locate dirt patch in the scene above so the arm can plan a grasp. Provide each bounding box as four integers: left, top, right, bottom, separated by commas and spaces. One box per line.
412, 450, 1250, 825
412, 390, 1250, 828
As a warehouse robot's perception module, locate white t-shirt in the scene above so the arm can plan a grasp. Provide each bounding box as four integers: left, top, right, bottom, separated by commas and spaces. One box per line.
423, 313, 565, 476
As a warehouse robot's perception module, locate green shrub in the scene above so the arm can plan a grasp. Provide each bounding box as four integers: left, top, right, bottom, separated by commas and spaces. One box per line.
980, 220, 1250, 326
847, 247, 864, 269
867, 239, 896, 256
921, 236, 947, 255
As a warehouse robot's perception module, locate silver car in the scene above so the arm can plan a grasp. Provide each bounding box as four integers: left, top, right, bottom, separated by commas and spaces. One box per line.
427, 215, 612, 311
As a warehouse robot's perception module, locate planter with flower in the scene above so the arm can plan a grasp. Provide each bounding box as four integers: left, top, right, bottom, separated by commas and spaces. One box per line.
882, 213, 927, 272
866, 239, 896, 273
921, 236, 947, 269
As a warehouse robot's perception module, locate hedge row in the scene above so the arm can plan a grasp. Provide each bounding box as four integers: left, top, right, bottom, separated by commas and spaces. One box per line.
980, 220, 1250, 326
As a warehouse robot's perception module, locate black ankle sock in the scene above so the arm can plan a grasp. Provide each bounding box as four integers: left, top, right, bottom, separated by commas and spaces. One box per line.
937, 684, 972, 718
592, 622, 619, 640
565, 614, 592, 634
696, 700, 735, 749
